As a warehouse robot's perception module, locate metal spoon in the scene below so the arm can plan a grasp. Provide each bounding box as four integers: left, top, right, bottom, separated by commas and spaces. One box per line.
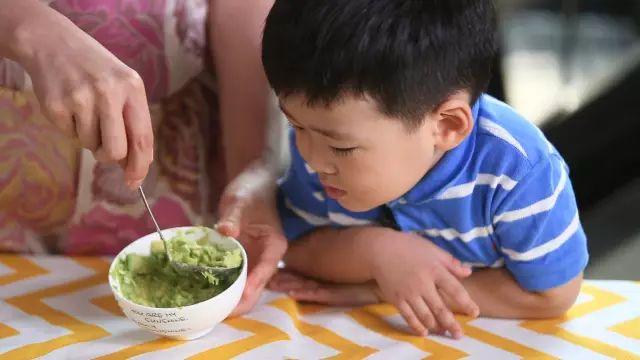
138, 186, 240, 275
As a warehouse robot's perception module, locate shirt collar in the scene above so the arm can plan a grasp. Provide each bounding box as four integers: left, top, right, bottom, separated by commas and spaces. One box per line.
389, 97, 481, 206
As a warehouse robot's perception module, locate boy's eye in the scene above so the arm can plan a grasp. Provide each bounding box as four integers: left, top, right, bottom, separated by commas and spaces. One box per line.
330, 146, 358, 156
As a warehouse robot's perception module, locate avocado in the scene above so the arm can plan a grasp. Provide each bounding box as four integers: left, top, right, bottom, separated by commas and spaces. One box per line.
150, 240, 165, 254
111, 229, 242, 308
126, 254, 151, 274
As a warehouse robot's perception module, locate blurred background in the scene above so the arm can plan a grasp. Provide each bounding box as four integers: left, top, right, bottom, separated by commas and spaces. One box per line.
491, 0, 640, 279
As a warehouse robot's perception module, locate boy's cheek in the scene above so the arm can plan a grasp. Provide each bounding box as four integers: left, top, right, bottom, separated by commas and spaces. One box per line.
337, 178, 404, 211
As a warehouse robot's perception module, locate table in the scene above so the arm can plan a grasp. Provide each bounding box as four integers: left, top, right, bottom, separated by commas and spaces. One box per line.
0, 255, 639, 359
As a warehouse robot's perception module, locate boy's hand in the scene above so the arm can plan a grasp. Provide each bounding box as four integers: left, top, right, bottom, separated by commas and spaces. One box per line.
268, 270, 448, 336
369, 232, 479, 338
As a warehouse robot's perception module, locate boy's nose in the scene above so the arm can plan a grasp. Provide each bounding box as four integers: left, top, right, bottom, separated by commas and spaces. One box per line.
303, 149, 336, 175
306, 159, 336, 175
296, 136, 337, 175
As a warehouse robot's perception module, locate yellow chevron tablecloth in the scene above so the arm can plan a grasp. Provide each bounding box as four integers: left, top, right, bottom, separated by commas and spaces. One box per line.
0, 255, 639, 360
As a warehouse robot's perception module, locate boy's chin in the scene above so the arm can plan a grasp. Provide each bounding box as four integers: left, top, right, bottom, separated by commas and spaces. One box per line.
336, 197, 381, 213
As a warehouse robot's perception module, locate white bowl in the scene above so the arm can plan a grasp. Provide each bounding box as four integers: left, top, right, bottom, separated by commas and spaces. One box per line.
108, 226, 247, 340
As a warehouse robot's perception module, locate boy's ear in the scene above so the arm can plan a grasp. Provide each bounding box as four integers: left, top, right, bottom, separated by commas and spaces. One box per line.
432, 94, 474, 151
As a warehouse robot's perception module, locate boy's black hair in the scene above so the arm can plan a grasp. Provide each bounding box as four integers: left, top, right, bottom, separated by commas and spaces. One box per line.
262, 0, 498, 126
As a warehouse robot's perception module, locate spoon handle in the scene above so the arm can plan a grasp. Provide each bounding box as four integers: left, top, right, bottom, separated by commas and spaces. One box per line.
138, 186, 169, 249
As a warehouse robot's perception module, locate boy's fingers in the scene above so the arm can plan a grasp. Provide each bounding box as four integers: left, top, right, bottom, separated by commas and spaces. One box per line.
397, 301, 427, 336
437, 272, 479, 317
446, 257, 473, 278
423, 286, 463, 339
409, 297, 437, 331
431, 325, 447, 337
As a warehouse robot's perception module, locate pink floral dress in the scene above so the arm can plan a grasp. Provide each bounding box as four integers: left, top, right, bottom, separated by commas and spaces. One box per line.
0, 0, 227, 255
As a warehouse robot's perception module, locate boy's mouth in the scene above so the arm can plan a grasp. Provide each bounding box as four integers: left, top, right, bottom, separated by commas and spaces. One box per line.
321, 183, 347, 199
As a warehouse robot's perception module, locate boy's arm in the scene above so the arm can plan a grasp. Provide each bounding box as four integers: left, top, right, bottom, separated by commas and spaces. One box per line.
284, 226, 480, 337
451, 268, 582, 318
284, 226, 388, 283
285, 226, 582, 319
475, 154, 588, 318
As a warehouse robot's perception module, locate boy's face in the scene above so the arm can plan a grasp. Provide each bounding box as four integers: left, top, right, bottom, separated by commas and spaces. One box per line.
280, 94, 446, 212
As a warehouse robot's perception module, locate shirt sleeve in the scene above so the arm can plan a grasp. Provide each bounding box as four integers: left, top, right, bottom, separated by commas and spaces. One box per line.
493, 154, 589, 291
277, 130, 330, 241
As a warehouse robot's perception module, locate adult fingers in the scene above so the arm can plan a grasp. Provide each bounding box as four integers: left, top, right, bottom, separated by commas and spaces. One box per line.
247, 258, 279, 293
246, 225, 288, 263
121, 73, 153, 188
232, 256, 282, 316
245, 245, 281, 297
94, 94, 127, 163
216, 191, 247, 238
121, 102, 153, 188
290, 284, 378, 306
216, 163, 275, 237
231, 286, 262, 316
71, 88, 100, 151
42, 98, 75, 136
268, 271, 319, 292
288, 287, 335, 304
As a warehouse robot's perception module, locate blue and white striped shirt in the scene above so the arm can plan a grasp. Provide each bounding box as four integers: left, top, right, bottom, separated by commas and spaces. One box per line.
277, 94, 588, 291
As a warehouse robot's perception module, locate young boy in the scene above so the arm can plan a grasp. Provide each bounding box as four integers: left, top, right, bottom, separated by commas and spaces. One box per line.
262, 0, 588, 338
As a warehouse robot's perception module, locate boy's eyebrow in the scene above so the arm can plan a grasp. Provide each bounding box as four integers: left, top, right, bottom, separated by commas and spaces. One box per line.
278, 103, 353, 141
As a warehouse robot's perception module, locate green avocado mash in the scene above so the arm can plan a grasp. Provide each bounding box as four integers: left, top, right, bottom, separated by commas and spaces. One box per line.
112, 230, 242, 308
166, 229, 243, 269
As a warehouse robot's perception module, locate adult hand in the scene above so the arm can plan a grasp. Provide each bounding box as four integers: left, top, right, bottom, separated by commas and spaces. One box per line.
216, 160, 286, 315
216, 160, 279, 237
269, 270, 381, 307
9, 1, 154, 188
231, 224, 287, 316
